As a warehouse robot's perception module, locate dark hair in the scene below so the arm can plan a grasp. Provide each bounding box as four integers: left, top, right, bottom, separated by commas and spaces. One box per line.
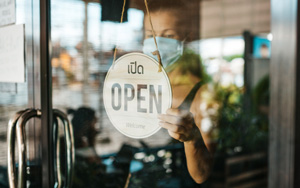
68, 107, 96, 138
144, 0, 200, 41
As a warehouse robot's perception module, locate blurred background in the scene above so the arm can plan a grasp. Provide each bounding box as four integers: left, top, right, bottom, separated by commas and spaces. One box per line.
0, 0, 272, 187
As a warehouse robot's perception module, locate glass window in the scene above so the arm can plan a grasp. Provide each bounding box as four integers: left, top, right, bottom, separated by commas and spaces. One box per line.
51, 0, 270, 187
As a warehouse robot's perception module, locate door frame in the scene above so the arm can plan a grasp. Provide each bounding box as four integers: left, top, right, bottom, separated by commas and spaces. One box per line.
40, 0, 54, 187
269, 0, 300, 187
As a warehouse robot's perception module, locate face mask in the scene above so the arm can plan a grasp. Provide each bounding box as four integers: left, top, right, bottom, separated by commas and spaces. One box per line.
143, 37, 183, 68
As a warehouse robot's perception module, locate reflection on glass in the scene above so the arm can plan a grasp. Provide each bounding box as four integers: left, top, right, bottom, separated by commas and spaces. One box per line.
51, 0, 270, 187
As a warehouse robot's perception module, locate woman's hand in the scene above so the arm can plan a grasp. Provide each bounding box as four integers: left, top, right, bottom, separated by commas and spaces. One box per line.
158, 108, 200, 143
159, 108, 213, 184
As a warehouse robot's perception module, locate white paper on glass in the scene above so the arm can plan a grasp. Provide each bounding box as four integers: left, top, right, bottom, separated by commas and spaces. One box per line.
0, 24, 25, 83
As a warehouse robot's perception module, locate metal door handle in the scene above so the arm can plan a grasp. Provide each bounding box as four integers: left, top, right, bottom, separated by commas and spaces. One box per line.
53, 109, 75, 188
53, 116, 62, 188
7, 109, 41, 188
7, 109, 30, 188
7, 109, 74, 188
16, 109, 41, 188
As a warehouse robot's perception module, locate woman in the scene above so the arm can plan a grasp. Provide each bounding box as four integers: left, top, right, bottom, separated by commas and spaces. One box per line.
142, 1, 215, 184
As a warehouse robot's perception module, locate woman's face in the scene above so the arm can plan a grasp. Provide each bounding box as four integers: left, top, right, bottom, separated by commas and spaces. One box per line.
144, 10, 185, 41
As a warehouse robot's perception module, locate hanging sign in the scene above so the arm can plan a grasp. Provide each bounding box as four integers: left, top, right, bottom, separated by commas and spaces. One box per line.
103, 53, 172, 139
0, 0, 16, 27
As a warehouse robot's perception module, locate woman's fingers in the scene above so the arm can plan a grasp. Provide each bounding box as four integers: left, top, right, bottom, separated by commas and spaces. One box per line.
166, 125, 199, 142
157, 108, 199, 142
167, 130, 186, 142
158, 114, 184, 125
158, 108, 194, 126
159, 121, 186, 133
166, 108, 181, 116
166, 108, 190, 117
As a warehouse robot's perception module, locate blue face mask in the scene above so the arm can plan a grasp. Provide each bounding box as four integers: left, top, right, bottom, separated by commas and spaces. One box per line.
143, 37, 183, 68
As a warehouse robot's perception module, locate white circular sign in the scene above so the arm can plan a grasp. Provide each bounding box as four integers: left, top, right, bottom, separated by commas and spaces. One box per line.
103, 53, 172, 139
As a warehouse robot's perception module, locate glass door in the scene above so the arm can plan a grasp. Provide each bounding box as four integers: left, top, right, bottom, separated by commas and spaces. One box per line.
0, 0, 45, 187
50, 0, 270, 188
50, 1, 206, 187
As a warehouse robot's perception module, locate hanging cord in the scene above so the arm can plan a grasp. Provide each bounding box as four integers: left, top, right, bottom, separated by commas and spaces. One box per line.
112, 0, 162, 72
144, 0, 162, 72
112, 0, 127, 69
